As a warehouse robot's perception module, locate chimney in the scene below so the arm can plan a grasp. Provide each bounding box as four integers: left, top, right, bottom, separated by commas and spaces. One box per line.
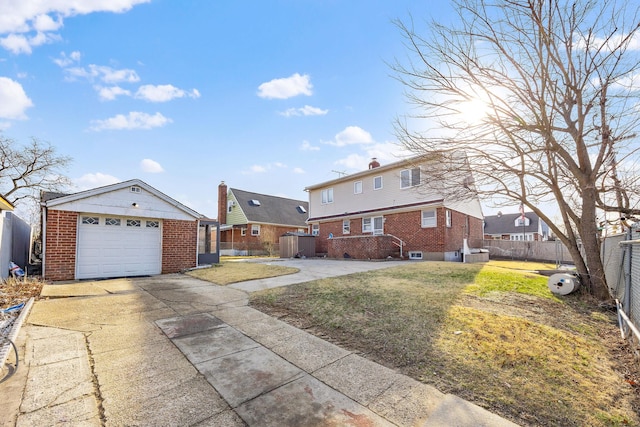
497, 211, 502, 218
218, 181, 228, 225
368, 157, 380, 169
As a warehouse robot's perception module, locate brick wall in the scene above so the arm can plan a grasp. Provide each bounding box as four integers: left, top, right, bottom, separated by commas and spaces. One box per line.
162, 219, 198, 273
44, 210, 78, 281
314, 208, 485, 260
328, 235, 397, 259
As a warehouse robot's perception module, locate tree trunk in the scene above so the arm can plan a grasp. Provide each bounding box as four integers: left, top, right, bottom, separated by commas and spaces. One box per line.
580, 188, 609, 300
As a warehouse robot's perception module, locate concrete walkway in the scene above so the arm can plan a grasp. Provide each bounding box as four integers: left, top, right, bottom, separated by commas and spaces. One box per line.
0, 259, 519, 426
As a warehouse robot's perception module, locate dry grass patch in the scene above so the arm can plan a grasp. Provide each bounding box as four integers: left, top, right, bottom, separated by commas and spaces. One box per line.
0, 277, 44, 307
187, 260, 299, 285
250, 261, 639, 427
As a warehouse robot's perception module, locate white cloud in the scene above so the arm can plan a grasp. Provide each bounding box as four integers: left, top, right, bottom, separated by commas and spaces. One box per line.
324, 126, 373, 147
0, 77, 33, 119
257, 73, 313, 99
65, 64, 140, 84
96, 85, 131, 101
300, 140, 320, 151
74, 172, 121, 190
244, 165, 267, 174
53, 50, 81, 67
334, 142, 412, 171
90, 111, 172, 131
135, 84, 201, 102
0, 0, 150, 54
279, 105, 328, 117
293, 167, 305, 174
140, 158, 164, 173
0, 121, 11, 130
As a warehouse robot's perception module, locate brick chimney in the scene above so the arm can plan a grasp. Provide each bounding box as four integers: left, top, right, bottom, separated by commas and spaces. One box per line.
218, 181, 228, 225
368, 157, 380, 169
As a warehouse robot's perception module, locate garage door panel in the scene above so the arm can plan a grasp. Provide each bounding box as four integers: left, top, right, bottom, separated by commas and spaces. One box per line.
76, 216, 162, 280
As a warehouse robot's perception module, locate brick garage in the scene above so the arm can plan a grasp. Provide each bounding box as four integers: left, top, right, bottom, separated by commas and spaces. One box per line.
42, 179, 202, 281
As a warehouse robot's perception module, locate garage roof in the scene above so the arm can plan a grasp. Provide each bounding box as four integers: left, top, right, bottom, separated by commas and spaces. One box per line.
43, 179, 202, 219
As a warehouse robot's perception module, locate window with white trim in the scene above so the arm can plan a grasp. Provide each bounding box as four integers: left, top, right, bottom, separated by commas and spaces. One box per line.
354, 181, 362, 194
400, 167, 421, 188
251, 224, 260, 236
373, 176, 383, 190
321, 188, 334, 204
362, 216, 383, 234
373, 216, 383, 235
241, 227, 247, 236
343, 219, 350, 234
146, 220, 159, 228
127, 219, 141, 227
82, 216, 99, 225
362, 217, 372, 233
105, 218, 121, 226
311, 224, 319, 236
421, 210, 436, 228
445, 210, 452, 228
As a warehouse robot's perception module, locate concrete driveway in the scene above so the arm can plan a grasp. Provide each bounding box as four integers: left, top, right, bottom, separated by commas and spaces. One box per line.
0, 259, 518, 427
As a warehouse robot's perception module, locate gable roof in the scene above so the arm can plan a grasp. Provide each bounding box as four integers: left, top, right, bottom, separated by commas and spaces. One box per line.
484, 212, 547, 234
42, 179, 202, 219
229, 188, 308, 227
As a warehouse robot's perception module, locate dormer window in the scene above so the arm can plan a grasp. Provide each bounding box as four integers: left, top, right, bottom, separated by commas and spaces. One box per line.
515, 217, 530, 227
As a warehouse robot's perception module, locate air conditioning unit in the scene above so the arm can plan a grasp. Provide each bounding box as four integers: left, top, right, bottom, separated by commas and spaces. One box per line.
409, 251, 423, 260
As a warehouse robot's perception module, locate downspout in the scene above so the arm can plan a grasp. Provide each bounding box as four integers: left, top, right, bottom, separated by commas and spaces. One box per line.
196, 219, 201, 266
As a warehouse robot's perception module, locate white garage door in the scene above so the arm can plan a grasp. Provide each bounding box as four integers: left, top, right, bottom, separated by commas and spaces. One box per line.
76, 215, 162, 279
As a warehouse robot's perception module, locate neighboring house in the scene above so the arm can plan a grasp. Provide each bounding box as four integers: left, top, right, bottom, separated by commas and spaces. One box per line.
217, 182, 309, 254
304, 156, 484, 261
41, 179, 202, 281
483, 211, 549, 241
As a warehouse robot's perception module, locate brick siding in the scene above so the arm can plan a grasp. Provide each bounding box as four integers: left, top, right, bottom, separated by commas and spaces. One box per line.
162, 219, 198, 273
44, 210, 78, 281
315, 208, 484, 260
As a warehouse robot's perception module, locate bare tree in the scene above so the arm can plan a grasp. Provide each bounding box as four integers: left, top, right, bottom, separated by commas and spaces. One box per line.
0, 136, 72, 209
393, 0, 640, 300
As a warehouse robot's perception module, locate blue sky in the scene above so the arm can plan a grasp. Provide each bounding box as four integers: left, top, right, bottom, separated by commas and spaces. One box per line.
0, 1, 463, 219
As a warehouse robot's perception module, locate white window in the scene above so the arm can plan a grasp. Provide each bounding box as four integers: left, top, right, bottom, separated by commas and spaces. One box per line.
362, 218, 372, 233
343, 220, 350, 234
251, 224, 260, 236
146, 220, 159, 228
82, 216, 99, 225
105, 218, 121, 226
373, 216, 384, 235
515, 217, 530, 227
227, 200, 234, 213
354, 181, 363, 194
445, 210, 452, 228
362, 216, 383, 234
241, 227, 247, 236
311, 224, 319, 236
422, 210, 436, 228
401, 167, 421, 188
130, 186, 141, 193
126, 219, 141, 227
373, 176, 383, 190
321, 188, 334, 204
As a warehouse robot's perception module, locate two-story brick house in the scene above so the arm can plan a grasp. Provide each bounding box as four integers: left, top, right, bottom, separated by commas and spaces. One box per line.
304, 156, 484, 261
217, 182, 309, 255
